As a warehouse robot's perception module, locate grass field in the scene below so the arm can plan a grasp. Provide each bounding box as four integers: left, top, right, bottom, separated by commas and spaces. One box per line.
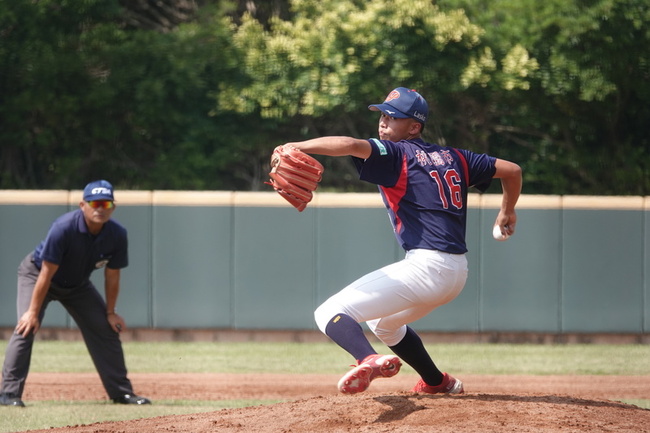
1, 341, 649, 432
18, 340, 650, 375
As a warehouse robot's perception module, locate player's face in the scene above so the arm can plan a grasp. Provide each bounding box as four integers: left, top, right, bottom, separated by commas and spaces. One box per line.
378, 114, 421, 141
80, 200, 115, 226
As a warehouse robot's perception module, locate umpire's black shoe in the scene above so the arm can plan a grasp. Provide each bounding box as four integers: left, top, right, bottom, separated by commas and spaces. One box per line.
0, 393, 25, 407
112, 394, 152, 405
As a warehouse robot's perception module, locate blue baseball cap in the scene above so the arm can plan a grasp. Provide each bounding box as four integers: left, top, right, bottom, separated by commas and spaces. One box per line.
368, 87, 428, 124
83, 180, 114, 201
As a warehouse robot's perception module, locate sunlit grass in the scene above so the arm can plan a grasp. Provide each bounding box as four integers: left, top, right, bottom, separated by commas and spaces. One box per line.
17, 341, 649, 375
0, 340, 648, 432
0, 398, 280, 433
619, 399, 650, 410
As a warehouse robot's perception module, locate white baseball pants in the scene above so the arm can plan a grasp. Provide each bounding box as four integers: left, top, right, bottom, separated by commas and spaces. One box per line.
314, 249, 468, 346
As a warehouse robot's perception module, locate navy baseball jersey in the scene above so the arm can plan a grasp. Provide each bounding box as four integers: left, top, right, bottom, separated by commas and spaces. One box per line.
32, 209, 128, 288
353, 138, 496, 254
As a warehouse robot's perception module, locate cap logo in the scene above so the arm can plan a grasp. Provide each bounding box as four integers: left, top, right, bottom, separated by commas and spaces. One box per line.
412, 111, 426, 122
91, 187, 112, 195
384, 90, 401, 103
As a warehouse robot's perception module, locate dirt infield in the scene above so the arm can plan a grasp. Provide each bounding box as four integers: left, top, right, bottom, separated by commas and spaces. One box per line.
20, 372, 650, 432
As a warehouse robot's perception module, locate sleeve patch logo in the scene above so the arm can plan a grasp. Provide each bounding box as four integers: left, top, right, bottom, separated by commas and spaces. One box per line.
370, 138, 388, 155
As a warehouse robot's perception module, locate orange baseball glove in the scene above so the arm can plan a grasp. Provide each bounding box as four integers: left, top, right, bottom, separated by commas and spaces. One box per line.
267, 145, 324, 212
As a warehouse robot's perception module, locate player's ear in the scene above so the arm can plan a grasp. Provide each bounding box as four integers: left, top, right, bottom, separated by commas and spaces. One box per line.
410, 121, 422, 135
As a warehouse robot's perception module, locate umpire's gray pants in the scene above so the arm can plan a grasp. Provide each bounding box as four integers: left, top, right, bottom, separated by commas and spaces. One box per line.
0, 253, 134, 399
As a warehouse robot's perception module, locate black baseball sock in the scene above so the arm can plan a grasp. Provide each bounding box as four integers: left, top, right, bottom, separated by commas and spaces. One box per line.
389, 326, 443, 386
324, 313, 376, 362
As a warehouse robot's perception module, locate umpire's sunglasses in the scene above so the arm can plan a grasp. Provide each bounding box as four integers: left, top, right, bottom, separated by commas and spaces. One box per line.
87, 200, 115, 209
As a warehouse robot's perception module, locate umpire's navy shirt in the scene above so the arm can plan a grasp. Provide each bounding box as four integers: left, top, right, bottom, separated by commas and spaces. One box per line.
32, 209, 128, 289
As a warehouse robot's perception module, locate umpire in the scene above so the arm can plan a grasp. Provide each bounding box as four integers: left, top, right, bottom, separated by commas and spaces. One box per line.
0, 180, 150, 407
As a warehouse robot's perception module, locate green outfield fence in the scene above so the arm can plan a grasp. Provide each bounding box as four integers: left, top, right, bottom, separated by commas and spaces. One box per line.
1, 191, 648, 338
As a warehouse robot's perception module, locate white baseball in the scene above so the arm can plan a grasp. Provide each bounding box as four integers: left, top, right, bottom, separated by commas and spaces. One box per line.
492, 225, 510, 241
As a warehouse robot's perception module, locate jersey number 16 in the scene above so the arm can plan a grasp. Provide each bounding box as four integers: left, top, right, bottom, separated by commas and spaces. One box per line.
429, 169, 462, 209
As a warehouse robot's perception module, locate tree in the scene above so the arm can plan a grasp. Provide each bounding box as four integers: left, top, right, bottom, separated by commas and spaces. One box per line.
0, 0, 251, 190
215, 0, 536, 190
119, 0, 198, 32
442, 0, 650, 194
215, 0, 649, 194
1, 0, 648, 194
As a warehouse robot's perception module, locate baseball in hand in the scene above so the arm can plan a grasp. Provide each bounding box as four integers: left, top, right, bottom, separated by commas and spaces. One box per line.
492, 225, 510, 241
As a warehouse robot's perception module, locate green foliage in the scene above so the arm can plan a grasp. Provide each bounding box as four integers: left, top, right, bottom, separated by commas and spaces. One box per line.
444, 0, 650, 194
0, 0, 256, 190
220, 0, 485, 119
0, 0, 648, 194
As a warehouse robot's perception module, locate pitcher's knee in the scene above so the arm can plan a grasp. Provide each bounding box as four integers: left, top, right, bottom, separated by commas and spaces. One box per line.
314, 302, 339, 333
371, 325, 407, 347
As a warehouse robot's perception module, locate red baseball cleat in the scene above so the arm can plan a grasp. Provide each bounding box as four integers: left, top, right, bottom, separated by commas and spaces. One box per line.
412, 372, 464, 394
337, 354, 401, 394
